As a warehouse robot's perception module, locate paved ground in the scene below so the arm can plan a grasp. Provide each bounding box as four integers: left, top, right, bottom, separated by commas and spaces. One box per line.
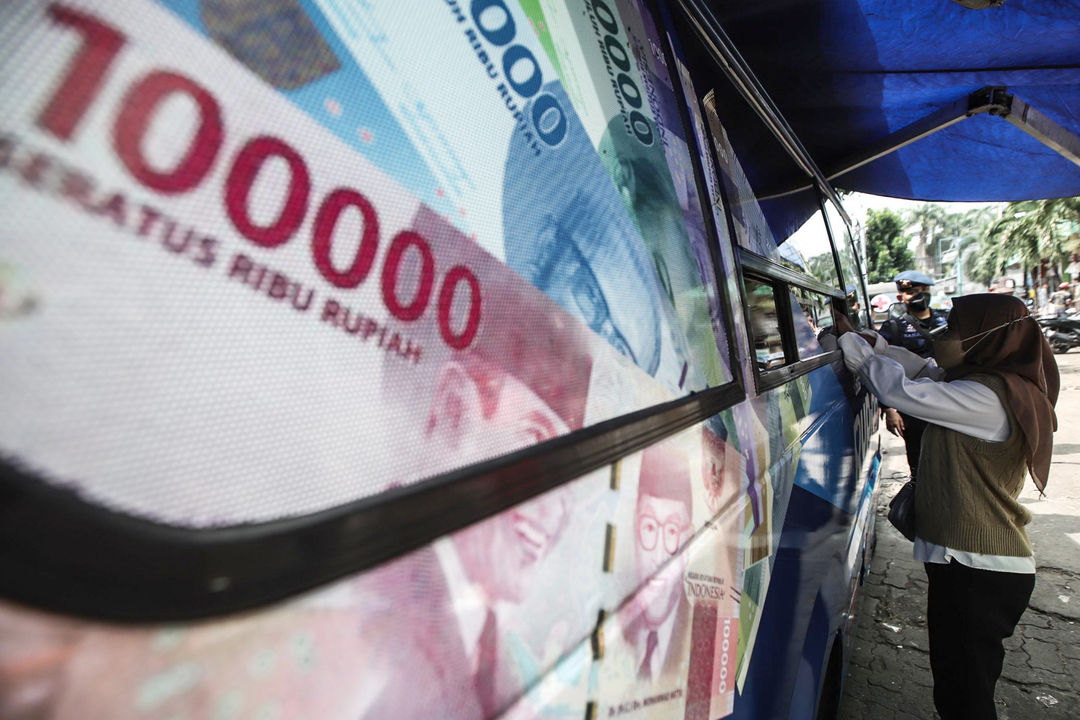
837, 349, 1080, 720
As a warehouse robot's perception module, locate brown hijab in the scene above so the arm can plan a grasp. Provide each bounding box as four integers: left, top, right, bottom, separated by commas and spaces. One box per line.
944, 294, 1059, 492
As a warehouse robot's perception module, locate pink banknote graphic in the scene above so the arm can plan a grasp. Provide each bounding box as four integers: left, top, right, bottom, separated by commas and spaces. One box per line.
0, 0, 634, 524
682, 423, 743, 719
379, 205, 594, 485
596, 437, 695, 718
0, 472, 588, 720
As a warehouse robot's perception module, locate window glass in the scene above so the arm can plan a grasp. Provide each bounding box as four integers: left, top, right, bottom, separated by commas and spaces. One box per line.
702, 91, 837, 289
790, 286, 832, 360
666, 10, 743, 378
824, 198, 870, 329
745, 277, 785, 371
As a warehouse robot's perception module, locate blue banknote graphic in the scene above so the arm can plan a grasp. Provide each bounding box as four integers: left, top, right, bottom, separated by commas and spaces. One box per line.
502, 81, 676, 380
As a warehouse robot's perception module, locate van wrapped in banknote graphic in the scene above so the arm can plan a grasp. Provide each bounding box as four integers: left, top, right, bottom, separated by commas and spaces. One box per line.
0, 1, 889, 719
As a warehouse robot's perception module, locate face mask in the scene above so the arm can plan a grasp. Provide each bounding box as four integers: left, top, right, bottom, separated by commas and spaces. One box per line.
933, 334, 966, 370
906, 292, 931, 313
932, 317, 1026, 369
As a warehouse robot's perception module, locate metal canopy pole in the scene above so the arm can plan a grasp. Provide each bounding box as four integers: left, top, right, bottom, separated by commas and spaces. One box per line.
825, 86, 1080, 182
1001, 93, 1080, 170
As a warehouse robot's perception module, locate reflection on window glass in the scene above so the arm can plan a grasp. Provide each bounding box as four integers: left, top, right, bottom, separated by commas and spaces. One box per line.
791, 286, 831, 360
702, 93, 837, 288
777, 209, 838, 287
745, 277, 785, 371
824, 199, 870, 329
845, 282, 869, 331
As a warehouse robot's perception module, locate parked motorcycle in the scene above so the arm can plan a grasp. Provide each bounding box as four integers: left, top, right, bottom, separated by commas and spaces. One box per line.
1037, 313, 1080, 354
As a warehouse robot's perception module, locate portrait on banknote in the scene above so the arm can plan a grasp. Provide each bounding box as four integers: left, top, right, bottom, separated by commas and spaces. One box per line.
624, 440, 694, 682
595, 436, 693, 718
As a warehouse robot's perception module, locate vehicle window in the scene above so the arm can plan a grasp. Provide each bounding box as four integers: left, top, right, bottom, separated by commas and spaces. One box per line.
745, 277, 785, 371
781, 209, 839, 287
823, 197, 871, 329
790, 286, 832, 360
702, 95, 837, 288
0, 0, 740, 526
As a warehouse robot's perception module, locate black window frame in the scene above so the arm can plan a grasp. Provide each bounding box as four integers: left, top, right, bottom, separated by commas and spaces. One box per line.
691, 73, 850, 394
737, 244, 846, 393
821, 194, 875, 330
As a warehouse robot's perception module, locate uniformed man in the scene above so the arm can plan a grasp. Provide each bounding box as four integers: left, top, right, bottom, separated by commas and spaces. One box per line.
878, 270, 948, 481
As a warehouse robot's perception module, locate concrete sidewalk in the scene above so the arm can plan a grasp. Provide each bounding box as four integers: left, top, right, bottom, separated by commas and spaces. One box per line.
837, 350, 1080, 720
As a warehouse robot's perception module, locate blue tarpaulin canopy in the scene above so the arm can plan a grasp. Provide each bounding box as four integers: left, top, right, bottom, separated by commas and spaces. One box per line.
707, 0, 1080, 201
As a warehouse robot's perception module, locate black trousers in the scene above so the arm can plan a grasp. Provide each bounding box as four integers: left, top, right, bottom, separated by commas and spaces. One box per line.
924, 561, 1035, 720
901, 412, 927, 480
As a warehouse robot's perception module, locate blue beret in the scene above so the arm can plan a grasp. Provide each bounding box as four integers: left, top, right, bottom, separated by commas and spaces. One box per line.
894, 270, 935, 286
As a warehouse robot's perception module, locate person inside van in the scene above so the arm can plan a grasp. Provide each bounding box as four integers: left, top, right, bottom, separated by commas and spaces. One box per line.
835, 293, 1058, 720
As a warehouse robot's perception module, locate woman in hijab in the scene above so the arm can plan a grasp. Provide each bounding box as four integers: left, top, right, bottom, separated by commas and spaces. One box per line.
835, 293, 1058, 720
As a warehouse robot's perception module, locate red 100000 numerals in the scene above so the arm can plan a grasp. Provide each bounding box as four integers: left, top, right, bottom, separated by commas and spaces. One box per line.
36, 3, 482, 351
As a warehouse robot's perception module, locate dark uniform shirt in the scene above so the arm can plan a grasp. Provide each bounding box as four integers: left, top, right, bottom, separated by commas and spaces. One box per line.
877, 307, 948, 481
878, 308, 948, 359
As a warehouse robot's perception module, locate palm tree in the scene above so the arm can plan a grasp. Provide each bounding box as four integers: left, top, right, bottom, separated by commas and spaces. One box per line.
936, 206, 1000, 289
974, 198, 1080, 291
902, 204, 946, 276
1029, 197, 1080, 283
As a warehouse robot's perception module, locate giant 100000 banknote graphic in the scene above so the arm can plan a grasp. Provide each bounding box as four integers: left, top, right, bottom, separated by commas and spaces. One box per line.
0, 1, 751, 718
0, 0, 719, 522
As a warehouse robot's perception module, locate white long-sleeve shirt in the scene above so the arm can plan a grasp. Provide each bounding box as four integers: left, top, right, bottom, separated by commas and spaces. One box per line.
838, 332, 1035, 573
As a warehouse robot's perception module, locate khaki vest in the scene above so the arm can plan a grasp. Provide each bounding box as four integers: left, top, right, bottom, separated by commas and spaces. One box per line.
914, 373, 1033, 556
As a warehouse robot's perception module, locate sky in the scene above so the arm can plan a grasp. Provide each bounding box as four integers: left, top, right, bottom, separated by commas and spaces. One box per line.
845, 193, 1007, 298
845, 192, 1003, 228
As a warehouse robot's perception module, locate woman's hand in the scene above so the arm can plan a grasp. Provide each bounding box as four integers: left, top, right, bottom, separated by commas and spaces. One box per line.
833, 310, 856, 336
884, 407, 905, 438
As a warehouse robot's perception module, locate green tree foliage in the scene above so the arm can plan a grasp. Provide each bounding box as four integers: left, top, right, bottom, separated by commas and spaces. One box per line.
971, 198, 1080, 285
934, 206, 1000, 285
865, 209, 913, 283
902, 203, 945, 274
900, 204, 999, 278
